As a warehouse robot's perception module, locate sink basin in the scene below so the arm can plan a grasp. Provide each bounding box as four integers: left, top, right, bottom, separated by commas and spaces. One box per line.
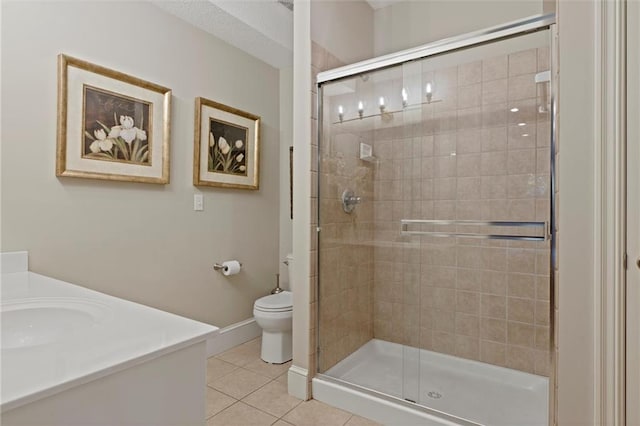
1, 298, 111, 349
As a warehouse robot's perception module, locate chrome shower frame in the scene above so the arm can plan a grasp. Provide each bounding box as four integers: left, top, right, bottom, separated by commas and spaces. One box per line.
315, 13, 558, 426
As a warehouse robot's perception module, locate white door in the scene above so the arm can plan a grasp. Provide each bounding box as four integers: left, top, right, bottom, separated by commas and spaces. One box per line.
627, 1, 640, 423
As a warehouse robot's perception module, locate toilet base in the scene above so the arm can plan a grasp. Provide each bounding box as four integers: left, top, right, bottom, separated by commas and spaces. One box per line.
261, 330, 292, 364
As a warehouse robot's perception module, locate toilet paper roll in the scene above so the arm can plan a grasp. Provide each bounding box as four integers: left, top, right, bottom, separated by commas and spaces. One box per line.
222, 260, 241, 276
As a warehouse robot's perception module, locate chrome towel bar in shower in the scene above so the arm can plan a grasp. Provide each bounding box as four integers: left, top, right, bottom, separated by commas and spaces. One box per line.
400, 219, 549, 241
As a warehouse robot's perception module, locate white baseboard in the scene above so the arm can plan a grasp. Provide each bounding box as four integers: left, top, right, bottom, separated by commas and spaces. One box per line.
287, 365, 310, 400
206, 317, 261, 358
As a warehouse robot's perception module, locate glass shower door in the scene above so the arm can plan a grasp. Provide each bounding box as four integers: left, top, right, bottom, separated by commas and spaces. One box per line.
317, 24, 553, 425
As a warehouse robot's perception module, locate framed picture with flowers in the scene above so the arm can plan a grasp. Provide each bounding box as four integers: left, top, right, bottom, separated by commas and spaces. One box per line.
193, 97, 260, 190
56, 54, 171, 184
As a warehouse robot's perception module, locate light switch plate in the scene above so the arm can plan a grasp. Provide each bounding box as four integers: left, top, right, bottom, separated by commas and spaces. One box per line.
194, 194, 204, 211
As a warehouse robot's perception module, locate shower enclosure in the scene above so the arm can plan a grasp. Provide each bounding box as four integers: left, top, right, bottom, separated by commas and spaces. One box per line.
314, 15, 556, 426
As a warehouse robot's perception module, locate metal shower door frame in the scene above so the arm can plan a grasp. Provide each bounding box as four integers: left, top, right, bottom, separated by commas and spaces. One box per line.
315, 13, 558, 426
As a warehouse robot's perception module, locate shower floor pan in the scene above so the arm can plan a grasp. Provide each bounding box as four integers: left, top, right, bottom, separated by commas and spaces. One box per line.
321, 339, 548, 426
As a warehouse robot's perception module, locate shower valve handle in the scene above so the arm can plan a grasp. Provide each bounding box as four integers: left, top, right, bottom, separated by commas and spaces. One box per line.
342, 190, 361, 213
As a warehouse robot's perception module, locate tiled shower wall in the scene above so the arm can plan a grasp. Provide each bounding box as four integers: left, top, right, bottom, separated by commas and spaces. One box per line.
313, 43, 375, 374
370, 48, 552, 375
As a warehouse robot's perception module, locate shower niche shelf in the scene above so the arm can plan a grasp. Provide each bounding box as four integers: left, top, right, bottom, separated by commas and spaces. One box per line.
332, 99, 442, 125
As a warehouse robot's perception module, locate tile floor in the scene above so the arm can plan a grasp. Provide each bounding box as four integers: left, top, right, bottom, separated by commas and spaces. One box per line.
206, 338, 380, 426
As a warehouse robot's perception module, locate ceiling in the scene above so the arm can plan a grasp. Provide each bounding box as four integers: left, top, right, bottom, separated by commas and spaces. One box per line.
150, 0, 403, 69
151, 0, 293, 69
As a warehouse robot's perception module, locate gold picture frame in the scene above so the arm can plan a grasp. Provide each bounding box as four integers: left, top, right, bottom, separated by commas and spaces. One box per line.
193, 97, 260, 190
56, 54, 171, 184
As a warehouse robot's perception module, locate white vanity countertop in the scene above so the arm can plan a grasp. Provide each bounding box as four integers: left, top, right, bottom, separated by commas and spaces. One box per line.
1, 270, 219, 412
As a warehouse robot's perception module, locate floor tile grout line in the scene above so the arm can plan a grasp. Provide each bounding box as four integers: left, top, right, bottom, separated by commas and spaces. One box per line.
243, 363, 292, 380
206, 383, 244, 401
238, 376, 302, 419
206, 366, 240, 385
206, 399, 242, 421
273, 398, 304, 422
241, 395, 301, 422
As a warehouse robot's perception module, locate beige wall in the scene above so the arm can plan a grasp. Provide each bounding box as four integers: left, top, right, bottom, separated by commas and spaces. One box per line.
311, 0, 374, 65
556, 0, 596, 423
0, 1, 281, 328
279, 66, 294, 287
374, 1, 543, 57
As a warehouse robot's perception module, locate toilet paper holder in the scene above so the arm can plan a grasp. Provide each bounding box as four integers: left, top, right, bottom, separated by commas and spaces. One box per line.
213, 262, 243, 272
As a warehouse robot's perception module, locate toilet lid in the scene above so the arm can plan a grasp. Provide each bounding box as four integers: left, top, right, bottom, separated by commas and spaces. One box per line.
255, 291, 292, 312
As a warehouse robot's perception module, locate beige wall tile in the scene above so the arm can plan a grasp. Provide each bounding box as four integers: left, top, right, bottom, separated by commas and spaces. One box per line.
507, 149, 536, 175
508, 123, 537, 150
481, 317, 507, 342
508, 74, 536, 100
456, 177, 482, 200
507, 321, 535, 347
507, 249, 537, 273
457, 129, 482, 153
433, 309, 456, 333
506, 345, 535, 373
456, 153, 481, 177
507, 98, 537, 126
508, 49, 537, 76
481, 340, 506, 365
482, 55, 508, 81
434, 132, 457, 156
508, 273, 536, 298
457, 107, 482, 130
481, 103, 507, 128
481, 271, 507, 294
481, 294, 507, 319
481, 127, 508, 152
508, 297, 535, 323
455, 313, 480, 337
536, 121, 551, 147
458, 83, 482, 109
536, 276, 551, 301
456, 290, 480, 315
535, 300, 551, 325
534, 349, 550, 376
508, 199, 536, 222
455, 335, 480, 359
481, 176, 507, 199
421, 265, 457, 288
434, 155, 457, 177
482, 79, 508, 105
435, 66, 458, 88
481, 151, 507, 175
535, 326, 550, 350
458, 61, 482, 86
432, 331, 456, 355
457, 268, 482, 291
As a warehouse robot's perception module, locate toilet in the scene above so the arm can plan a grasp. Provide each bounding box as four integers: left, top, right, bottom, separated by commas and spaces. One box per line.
253, 255, 293, 364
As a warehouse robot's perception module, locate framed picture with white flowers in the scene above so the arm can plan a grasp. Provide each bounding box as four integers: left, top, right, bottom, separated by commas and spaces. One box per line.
193, 97, 260, 190
56, 54, 171, 184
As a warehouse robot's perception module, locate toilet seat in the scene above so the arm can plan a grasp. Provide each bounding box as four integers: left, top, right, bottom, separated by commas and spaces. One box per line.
254, 291, 292, 313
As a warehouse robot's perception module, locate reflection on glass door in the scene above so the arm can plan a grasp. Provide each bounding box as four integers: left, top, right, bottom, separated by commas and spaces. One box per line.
317, 27, 553, 426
